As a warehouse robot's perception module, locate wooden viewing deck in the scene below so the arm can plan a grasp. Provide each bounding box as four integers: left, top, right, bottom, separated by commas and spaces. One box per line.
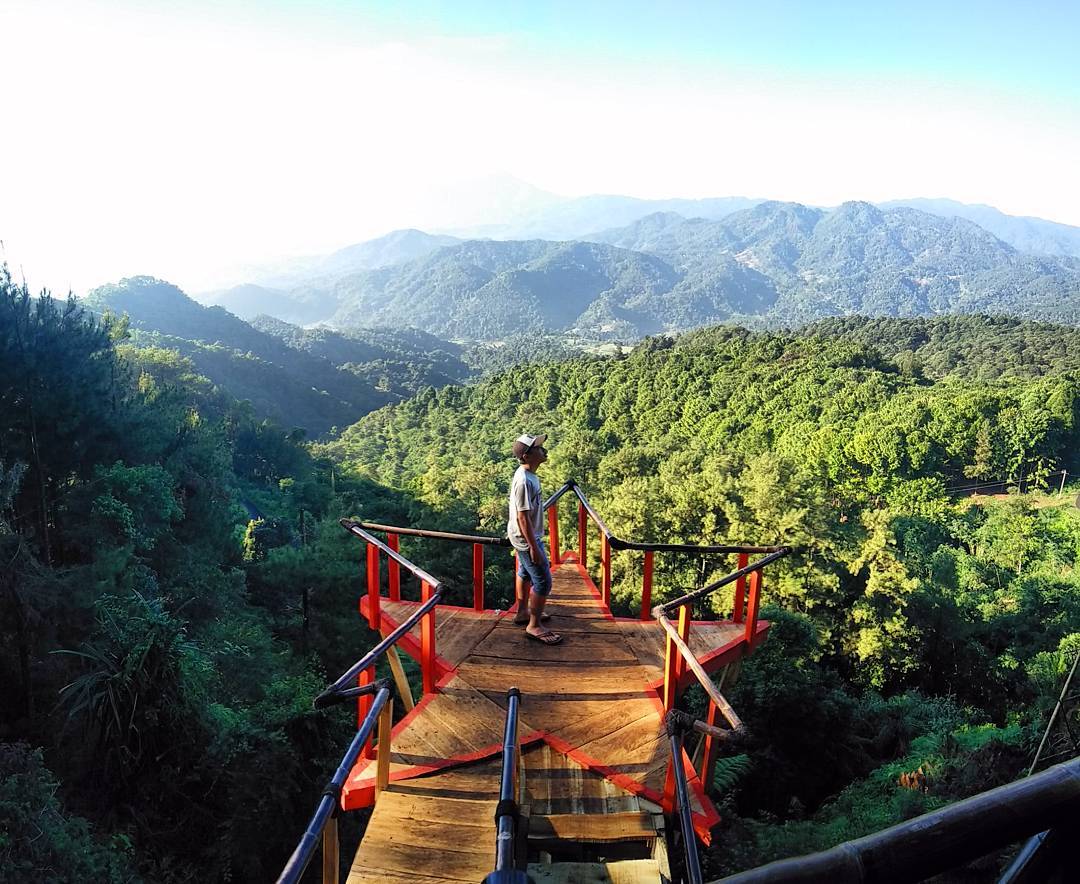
344, 553, 769, 882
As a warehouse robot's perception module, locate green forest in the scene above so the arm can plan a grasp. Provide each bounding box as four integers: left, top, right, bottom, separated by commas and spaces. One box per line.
4, 263, 1080, 880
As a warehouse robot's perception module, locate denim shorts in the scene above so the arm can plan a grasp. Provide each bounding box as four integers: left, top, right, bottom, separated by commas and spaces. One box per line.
516, 546, 553, 597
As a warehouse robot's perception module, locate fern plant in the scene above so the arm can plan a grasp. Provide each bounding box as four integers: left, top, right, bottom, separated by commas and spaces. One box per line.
712, 753, 753, 794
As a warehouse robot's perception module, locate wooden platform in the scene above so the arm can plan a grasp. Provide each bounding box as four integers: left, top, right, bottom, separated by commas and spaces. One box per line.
345, 555, 768, 878
348, 744, 664, 883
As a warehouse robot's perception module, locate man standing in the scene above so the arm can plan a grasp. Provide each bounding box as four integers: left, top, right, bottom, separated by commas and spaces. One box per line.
508, 433, 562, 645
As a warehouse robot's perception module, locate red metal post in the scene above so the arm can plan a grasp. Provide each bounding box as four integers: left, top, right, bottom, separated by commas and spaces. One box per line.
744, 569, 762, 645
701, 698, 721, 794
472, 543, 484, 612
421, 580, 436, 695
358, 664, 375, 759
578, 502, 587, 563
640, 550, 654, 621
387, 533, 400, 601
601, 534, 612, 607
548, 506, 560, 566
732, 552, 749, 623
366, 543, 381, 631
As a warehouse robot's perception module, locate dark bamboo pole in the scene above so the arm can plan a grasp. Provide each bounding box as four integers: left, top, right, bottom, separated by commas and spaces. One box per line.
716, 757, 1080, 884
657, 611, 744, 732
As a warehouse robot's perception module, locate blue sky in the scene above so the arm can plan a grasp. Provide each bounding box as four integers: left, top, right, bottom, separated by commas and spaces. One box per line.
199, 0, 1080, 100
2, 0, 1078, 293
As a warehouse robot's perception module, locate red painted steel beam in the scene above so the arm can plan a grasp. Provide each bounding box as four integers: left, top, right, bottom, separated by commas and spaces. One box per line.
366, 543, 381, 631
744, 570, 762, 645
548, 507, 560, 565
641, 550, 654, 621
701, 698, 722, 795
472, 543, 484, 612
358, 665, 376, 759
387, 533, 400, 601
420, 580, 436, 695
732, 551, 749, 623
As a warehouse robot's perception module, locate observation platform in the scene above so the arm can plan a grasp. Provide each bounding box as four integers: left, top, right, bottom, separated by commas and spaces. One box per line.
344, 553, 768, 882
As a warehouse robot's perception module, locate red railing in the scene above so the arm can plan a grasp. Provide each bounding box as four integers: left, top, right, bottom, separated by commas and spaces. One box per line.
540, 481, 789, 804
543, 480, 785, 622
342, 519, 511, 702
346, 482, 789, 805
655, 547, 788, 799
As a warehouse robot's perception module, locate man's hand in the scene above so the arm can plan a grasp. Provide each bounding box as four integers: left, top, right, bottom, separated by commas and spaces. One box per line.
516, 510, 542, 561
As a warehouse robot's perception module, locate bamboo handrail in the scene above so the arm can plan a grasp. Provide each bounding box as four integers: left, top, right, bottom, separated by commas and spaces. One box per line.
660, 548, 789, 615
715, 757, 1080, 883
316, 589, 442, 704
545, 480, 787, 555
277, 683, 392, 884
341, 519, 444, 589
666, 708, 744, 743
656, 612, 744, 732
665, 712, 704, 884
493, 688, 525, 877
358, 521, 511, 546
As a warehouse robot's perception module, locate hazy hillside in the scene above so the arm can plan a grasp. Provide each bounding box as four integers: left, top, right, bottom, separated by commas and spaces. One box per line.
218, 229, 463, 293
456, 193, 762, 241
201, 283, 317, 323
81, 277, 467, 433
329, 239, 681, 339
880, 198, 1080, 258
315, 202, 1080, 340
250, 315, 471, 398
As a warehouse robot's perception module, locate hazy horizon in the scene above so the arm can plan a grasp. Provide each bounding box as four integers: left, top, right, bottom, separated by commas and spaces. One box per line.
3, 0, 1078, 296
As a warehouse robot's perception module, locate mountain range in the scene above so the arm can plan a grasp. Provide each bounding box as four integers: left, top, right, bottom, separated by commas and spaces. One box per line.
210, 200, 1080, 340
81, 277, 469, 434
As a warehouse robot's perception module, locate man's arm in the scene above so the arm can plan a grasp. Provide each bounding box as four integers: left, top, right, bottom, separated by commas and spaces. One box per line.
516, 510, 542, 560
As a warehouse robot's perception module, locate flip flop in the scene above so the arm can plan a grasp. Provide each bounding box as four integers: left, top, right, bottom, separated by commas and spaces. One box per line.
526, 630, 563, 645
514, 612, 551, 625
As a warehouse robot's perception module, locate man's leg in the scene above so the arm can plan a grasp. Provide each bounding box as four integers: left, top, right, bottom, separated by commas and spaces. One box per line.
527, 589, 549, 631
514, 568, 533, 624
524, 548, 560, 643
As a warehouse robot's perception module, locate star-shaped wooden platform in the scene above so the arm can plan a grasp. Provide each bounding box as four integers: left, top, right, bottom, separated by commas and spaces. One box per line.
343, 554, 768, 844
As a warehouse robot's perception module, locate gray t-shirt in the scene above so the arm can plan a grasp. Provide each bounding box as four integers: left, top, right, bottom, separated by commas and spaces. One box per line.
507, 466, 543, 552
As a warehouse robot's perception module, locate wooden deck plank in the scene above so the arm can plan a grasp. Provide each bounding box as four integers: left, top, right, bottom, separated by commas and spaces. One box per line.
347, 868, 482, 884
375, 601, 503, 669
470, 626, 638, 664
546, 698, 660, 750
528, 812, 656, 843
347, 559, 735, 872
523, 743, 640, 814
349, 838, 493, 882
527, 859, 660, 883
455, 660, 654, 697
416, 679, 516, 752
347, 788, 496, 883
618, 618, 745, 683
